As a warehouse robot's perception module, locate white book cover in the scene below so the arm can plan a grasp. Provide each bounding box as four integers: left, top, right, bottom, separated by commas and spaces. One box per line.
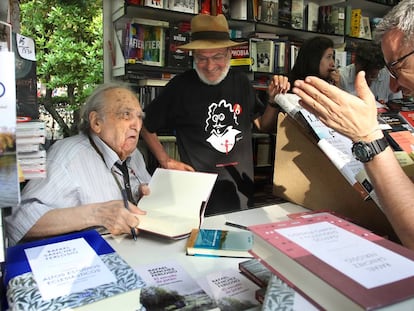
198, 268, 260, 310
138, 168, 218, 239
135, 260, 219, 310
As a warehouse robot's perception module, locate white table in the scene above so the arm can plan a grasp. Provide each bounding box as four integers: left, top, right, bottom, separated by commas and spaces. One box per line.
107, 202, 307, 278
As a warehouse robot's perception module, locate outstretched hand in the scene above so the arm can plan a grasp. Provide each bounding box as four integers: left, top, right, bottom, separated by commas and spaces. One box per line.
162, 158, 195, 172
292, 71, 381, 142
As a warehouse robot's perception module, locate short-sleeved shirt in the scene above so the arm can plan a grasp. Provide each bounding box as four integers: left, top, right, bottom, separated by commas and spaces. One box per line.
144, 68, 264, 215
339, 64, 402, 102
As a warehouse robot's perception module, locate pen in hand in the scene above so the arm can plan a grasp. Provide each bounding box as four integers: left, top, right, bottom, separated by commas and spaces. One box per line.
121, 189, 138, 241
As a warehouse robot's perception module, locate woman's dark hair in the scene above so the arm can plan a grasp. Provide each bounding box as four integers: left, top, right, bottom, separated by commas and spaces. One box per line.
289, 36, 334, 83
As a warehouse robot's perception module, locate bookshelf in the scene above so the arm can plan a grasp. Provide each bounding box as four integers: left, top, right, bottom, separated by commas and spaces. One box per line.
102, 0, 395, 191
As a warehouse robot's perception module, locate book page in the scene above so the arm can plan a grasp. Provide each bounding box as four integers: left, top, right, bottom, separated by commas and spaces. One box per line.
138, 168, 217, 237
276, 221, 414, 289
24, 238, 116, 300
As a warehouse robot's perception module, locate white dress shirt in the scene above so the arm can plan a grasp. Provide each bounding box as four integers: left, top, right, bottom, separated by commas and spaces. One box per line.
339, 64, 402, 103
6, 133, 151, 245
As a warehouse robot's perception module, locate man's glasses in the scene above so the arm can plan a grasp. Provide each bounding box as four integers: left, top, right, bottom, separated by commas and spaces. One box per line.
194, 51, 229, 65
385, 49, 414, 80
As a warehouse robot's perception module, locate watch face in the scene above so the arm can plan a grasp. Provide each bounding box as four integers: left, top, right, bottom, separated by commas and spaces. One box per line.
352, 142, 372, 163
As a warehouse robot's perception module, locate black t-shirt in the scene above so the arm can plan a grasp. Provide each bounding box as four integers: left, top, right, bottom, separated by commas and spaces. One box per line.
144, 68, 264, 215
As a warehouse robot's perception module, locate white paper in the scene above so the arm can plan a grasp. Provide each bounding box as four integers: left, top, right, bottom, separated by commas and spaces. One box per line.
276, 222, 414, 289
25, 238, 116, 300
16, 33, 36, 61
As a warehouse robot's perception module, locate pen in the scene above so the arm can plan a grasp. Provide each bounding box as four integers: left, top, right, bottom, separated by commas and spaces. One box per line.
225, 221, 249, 231
121, 189, 138, 241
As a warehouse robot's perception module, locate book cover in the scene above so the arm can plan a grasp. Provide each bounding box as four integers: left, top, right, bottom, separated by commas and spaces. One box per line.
167, 0, 198, 13
165, 23, 192, 69
144, 0, 163, 9
135, 260, 219, 311
198, 268, 260, 310
256, 40, 275, 73
186, 229, 253, 258
229, 40, 251, 71
248, 213, 414, 310
399, 110, 414, 128
278, 0, 292, 28
306, 1, 319, 31
350, 8, 362, 37
230, 0, 248, 20
4, 230, 144, 311
261, 0, 279, 25
137, 168, 218, 239
124, 22, 145, 64
262, 274, 319, 310
143, 25, 165, 67
291, 0, 304, 29
387, 130, 414, 156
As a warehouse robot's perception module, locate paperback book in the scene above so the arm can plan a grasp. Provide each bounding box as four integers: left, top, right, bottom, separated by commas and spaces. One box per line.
135, 260, 219, 311
5, 230, 144, 311
198, 268, 260, 310
186, 229, 253, 258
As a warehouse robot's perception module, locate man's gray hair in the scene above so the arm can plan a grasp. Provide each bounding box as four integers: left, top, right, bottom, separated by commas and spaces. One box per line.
78, 82, 137, 134
374, 0, 414, 46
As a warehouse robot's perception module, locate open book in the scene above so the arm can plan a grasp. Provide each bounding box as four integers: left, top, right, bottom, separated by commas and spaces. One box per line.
137, 168, 218, 239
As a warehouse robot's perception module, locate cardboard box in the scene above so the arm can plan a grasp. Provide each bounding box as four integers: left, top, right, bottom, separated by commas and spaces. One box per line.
273, 113, 398, 241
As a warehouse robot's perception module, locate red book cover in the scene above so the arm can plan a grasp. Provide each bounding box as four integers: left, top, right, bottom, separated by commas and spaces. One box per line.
399, 110, 414, 128
248, 213, 414, 310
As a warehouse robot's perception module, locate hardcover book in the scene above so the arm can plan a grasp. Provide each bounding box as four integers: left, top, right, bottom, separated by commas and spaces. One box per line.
256, 40, 275, 73
165, 23, 192, 69
238, 258, 272, 288
137, 168, 218, 239
248, 213, 414, 310
4, 230, 144, 311
186, 229, 254, 258
135, 260, 219, 311
167, 0, 198, 13
261, 0, 279, 24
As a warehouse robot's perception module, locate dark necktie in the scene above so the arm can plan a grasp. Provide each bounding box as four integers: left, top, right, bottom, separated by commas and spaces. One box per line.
115, 161, 133, 202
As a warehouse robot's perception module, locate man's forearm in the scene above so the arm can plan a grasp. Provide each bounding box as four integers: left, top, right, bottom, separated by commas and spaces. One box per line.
366, 147, 414, 249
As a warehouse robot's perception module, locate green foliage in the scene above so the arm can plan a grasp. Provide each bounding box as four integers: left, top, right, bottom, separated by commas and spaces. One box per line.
19, 0, 103, 136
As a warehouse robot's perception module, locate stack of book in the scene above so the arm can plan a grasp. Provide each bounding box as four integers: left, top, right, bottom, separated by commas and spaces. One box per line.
16, 120, 47, 180
248, 211, 414, 310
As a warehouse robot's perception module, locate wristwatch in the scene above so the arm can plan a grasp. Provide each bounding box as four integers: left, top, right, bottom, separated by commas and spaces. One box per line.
352, 137, 389, 163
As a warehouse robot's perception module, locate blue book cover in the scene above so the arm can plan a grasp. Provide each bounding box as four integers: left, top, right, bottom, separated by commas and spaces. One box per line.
4, 230, 145, 311
186, 229, 253, 258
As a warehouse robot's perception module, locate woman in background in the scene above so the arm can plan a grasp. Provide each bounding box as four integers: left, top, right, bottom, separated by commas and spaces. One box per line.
269, 36, 336, 95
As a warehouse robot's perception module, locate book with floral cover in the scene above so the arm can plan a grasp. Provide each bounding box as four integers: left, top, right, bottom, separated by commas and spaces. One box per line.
4, 230, 144, 311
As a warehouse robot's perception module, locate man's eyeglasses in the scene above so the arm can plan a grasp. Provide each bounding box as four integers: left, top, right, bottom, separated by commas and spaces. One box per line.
114, 110, 145, 122
385, 49, 414, 80
194, 51, 229, 65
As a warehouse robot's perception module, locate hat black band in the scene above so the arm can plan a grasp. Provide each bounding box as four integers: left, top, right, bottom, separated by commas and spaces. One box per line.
191, 31, 230, 41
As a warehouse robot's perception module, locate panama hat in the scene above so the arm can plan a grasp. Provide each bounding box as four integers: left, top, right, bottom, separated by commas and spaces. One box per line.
179, 14, 246, 50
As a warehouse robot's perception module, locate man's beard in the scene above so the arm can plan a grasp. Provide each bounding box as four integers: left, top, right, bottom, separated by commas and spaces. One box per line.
195, 62, 231, 85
